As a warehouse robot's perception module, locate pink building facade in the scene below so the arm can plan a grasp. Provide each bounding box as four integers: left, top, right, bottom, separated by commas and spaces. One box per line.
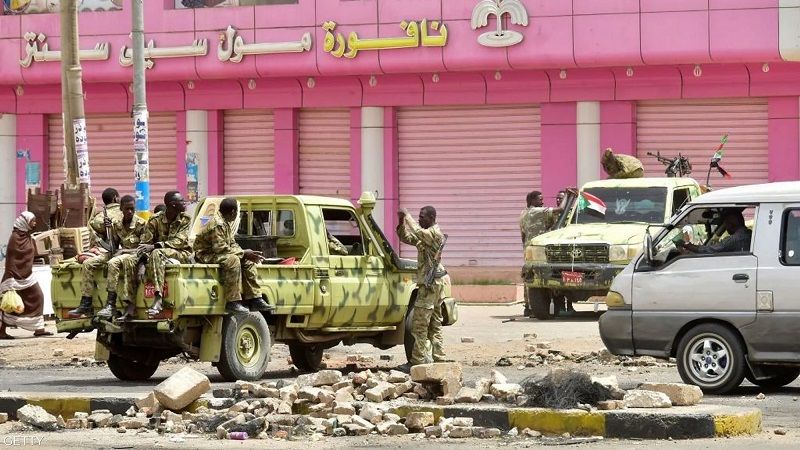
3, 0, 800, 272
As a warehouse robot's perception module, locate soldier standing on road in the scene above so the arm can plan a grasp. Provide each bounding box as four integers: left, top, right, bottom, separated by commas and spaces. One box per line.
396, 206, 449, 370
193, 197, 270, 314
138, 191, 193, 318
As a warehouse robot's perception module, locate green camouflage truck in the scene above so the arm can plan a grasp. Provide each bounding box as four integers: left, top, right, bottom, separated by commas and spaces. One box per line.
51, 192, 457, 381
522, 177, 702, 320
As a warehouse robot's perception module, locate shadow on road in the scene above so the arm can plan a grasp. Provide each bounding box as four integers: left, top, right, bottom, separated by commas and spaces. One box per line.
490, 312, 604, 323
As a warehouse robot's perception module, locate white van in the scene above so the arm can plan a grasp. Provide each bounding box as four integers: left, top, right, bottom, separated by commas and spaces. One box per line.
600, 181, 800, 394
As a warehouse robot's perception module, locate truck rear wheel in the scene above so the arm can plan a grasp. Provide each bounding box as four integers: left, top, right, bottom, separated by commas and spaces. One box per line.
530, 288, 554, 320
108, 353, 159, 381
289, 344, 324, 372
217, 312, 271, 382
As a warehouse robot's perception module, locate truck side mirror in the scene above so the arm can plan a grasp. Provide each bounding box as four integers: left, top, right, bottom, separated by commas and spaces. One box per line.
643, 233, 654, 265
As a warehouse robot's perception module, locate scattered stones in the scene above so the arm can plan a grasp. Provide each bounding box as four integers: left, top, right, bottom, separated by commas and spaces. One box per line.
476, 427, 502, 438
535, 342, 552, 349
410, 363, 463, 383
53, 349, 64, 357
756, 393, 766, 400
436, 396, 455, 405
775, 428, 788, 435
523, 428, 542, 438
623, 390, 672, 408
597, 400, 626, 410
365, 381, 396, 402
460, 337, 475, 343
455, 387, 482, 403
298, 370, 343, 387
424, 425, 442, 438
489, 383, 522, 399
449, 426, 473, 438
639, 383, 703, 406
491, 370, 508, 385
153, 367, 211, 411
17, 405, 58, 431
0, 413, 7, 424
405, 412, 434, 431
495, 357, 512, 367
452, 417, 473, 427
359, 403, 383, 424
387, 370, 410, 383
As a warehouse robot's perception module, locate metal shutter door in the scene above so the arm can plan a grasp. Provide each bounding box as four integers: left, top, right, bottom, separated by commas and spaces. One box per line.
48, 113, 177, 206
298, 108, 351, 198
398, 105, 542, 267
636, 99, 769, 189
223, 109, 275, 195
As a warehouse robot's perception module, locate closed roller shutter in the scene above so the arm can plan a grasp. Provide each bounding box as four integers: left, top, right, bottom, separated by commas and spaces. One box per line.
48, 113, 177, 206
298, 108, 351, 198
223, 109, 275, 195
636, 99, 769, 189
398, 105, 542, 267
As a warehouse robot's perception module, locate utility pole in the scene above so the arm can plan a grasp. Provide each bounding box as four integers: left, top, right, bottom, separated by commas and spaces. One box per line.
60, 0, 89, 189
132, 0, 150, 218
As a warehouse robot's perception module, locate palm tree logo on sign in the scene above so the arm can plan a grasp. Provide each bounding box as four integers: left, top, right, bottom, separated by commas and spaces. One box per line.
471, 0, 529, 47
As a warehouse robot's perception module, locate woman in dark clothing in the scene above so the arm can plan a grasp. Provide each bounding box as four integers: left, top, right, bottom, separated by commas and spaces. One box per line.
0, 211, 52, 339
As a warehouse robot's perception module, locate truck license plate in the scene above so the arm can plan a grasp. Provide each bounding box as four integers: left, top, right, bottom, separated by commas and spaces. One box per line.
144, 283, 168, 298
561, 271, 584, 285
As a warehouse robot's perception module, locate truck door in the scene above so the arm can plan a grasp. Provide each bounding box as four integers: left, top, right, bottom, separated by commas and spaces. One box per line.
631, 205, 757, 354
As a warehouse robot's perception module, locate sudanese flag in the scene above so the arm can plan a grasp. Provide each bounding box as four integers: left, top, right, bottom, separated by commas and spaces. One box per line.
577, 192, 607, 218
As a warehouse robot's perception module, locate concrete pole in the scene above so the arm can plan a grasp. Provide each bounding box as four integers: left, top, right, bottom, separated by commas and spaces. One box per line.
132, 0, 151, 217
60, 0, 89, 189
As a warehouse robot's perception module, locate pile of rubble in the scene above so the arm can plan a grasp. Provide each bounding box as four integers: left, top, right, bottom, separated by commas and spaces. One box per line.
5, 364, 705, 441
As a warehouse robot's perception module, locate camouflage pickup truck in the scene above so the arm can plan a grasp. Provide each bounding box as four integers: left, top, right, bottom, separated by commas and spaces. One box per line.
52, 192, 457, 381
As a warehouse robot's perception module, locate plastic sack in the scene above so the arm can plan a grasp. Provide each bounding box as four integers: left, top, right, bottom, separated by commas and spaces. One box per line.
0, 290, 24, 314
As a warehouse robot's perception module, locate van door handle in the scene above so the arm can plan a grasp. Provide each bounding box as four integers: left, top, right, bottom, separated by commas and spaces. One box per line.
732, 273, 749, 283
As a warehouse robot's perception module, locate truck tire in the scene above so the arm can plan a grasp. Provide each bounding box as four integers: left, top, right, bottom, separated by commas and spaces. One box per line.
217, 312, 271, 382
108, 353, 159, 381
746, 367, 800, 389
289, 344, 324, 372
677, 323, 746, 394
404, 307, 414, 362
530, 288, 553, 320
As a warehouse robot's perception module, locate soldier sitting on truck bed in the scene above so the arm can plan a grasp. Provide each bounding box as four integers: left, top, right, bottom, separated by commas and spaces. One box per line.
137, 191, 194, 318
193, 197, 270, 314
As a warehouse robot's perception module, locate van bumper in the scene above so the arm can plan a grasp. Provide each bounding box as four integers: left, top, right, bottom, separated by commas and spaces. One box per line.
522, 262, 626, 290
599, 309, 635, 356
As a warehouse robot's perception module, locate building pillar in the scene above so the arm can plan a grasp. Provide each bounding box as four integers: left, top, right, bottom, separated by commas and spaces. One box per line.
207, 110, 224, 195
383, 108, 399, 248
540, 103, 577, 200
185, 110, 208, 201
600, 101, 637, 156
576, 101, 601, 186
274, 108, 299, 194
359, 106, 385, 228
1, 113, 16, 261
768, 97, 800, 182
15, 114, 47, 208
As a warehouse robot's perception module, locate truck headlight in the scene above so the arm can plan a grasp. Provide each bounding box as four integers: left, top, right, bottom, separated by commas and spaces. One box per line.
605, 290, 626, 308
525, 245, 546, 262
609, 245, 627, 261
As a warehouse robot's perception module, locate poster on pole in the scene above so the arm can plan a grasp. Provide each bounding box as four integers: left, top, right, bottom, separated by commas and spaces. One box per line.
133, 110, 150, 211
186, 152, 199, 202
73, 118, 91, 185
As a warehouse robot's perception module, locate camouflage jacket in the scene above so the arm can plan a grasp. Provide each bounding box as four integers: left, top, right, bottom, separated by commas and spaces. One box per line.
328, 233, 348, 256
397, 215, 445, 285
519, 207, 556, 244
112, 215, 147, 250
193, 213, 243, 262
141, 211, 193, 253
88, 203, 122, 247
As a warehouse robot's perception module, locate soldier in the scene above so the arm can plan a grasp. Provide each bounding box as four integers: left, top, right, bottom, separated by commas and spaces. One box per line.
67, 187, 123, 318
396, 206, 449, 370
137, 191, 193, 318
194, 197, 269, 313
327, 231, 348, 256
93, 195, 148, 320
601, 148, 644, 179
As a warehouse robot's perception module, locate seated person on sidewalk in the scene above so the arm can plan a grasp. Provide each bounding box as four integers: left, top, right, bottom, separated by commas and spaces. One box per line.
193, 197, 269, 313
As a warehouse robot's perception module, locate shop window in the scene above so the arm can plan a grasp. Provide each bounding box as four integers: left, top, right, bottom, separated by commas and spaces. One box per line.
175, 0, 297, 8
3, 0, 122, 15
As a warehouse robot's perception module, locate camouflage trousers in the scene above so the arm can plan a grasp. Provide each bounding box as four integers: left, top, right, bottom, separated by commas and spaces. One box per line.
198, 254, 262, 302
409, 283, 446, 366
80, 254, 108, 297
107, 253, 139, 304
145, 249, 191, 297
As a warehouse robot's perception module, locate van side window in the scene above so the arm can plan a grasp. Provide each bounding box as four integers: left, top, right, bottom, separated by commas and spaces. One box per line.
781, 210, 800, 265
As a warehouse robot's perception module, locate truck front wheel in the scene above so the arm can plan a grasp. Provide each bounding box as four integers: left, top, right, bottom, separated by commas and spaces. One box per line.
217, 312, 272, 381
530, 288, 554, 320
108, 353, 159, 381
289, 344, 324, 372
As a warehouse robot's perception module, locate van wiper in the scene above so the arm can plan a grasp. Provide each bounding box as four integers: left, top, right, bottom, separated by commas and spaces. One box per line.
609, 220, 649, 225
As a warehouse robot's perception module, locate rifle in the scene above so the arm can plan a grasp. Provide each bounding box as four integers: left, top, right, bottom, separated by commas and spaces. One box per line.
422, 234, 448, 286
646, 151, 692, 177
98, 205, 117, 254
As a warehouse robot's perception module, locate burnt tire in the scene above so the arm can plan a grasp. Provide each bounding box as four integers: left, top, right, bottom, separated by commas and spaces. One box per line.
677, 323, 746, 394
108, 353, 159, 381
217, 312, 271, 382
746, 367, 800, 389
289, 343, 324, 372
530, 288, 553, 320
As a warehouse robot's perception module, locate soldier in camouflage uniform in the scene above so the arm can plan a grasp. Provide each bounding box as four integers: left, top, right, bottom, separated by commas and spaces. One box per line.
193, 197, 269, 313
601, 148, 644, 179
138, 191, 193, 318
396, 206, 449, 368
67, 188, 123, 318
327, 231, 348, 256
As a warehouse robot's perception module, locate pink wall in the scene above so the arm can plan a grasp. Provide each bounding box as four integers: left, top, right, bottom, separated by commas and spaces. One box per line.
768, 97, 800, 182
349, 108, 361, 203
176, 111, 188, 198
540, 103, 578, 200
600, 101, 636, 156
15, 114, 47, 210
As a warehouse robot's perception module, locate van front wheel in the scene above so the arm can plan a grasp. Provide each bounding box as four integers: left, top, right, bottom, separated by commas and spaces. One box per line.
677, 324, 745, 394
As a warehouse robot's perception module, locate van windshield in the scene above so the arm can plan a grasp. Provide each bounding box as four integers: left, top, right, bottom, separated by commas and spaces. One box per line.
572, 187, 668, 224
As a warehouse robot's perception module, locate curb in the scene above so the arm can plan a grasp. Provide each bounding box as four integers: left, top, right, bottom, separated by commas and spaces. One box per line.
0, 393, 138, 420
390, 404, 762, 440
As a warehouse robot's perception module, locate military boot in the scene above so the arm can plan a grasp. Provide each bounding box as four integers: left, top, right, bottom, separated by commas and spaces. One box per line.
117, 301, 136, 322
96, 292, 118, 320
67, 296, 94, 318
246, 297, 270, 312
226, 301, 249, 314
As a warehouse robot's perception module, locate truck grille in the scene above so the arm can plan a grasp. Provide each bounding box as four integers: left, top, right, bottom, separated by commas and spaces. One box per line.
546, 244, 609, 264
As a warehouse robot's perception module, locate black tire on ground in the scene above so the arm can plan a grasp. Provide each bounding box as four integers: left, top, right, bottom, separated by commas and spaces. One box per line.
746, 366, 800, 389
676, 323, 746, 394
289, 343, 324, 372
217, 312, 272, 382
404, 305, 415, 362
107, 353, 159, 381
530, 288, 553, 320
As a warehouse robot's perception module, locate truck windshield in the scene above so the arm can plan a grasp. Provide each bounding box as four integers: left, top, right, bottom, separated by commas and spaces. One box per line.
572, 187, 668, 224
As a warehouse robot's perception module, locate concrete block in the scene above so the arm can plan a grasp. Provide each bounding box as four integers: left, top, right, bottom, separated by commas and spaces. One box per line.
153, 367, 210, 411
